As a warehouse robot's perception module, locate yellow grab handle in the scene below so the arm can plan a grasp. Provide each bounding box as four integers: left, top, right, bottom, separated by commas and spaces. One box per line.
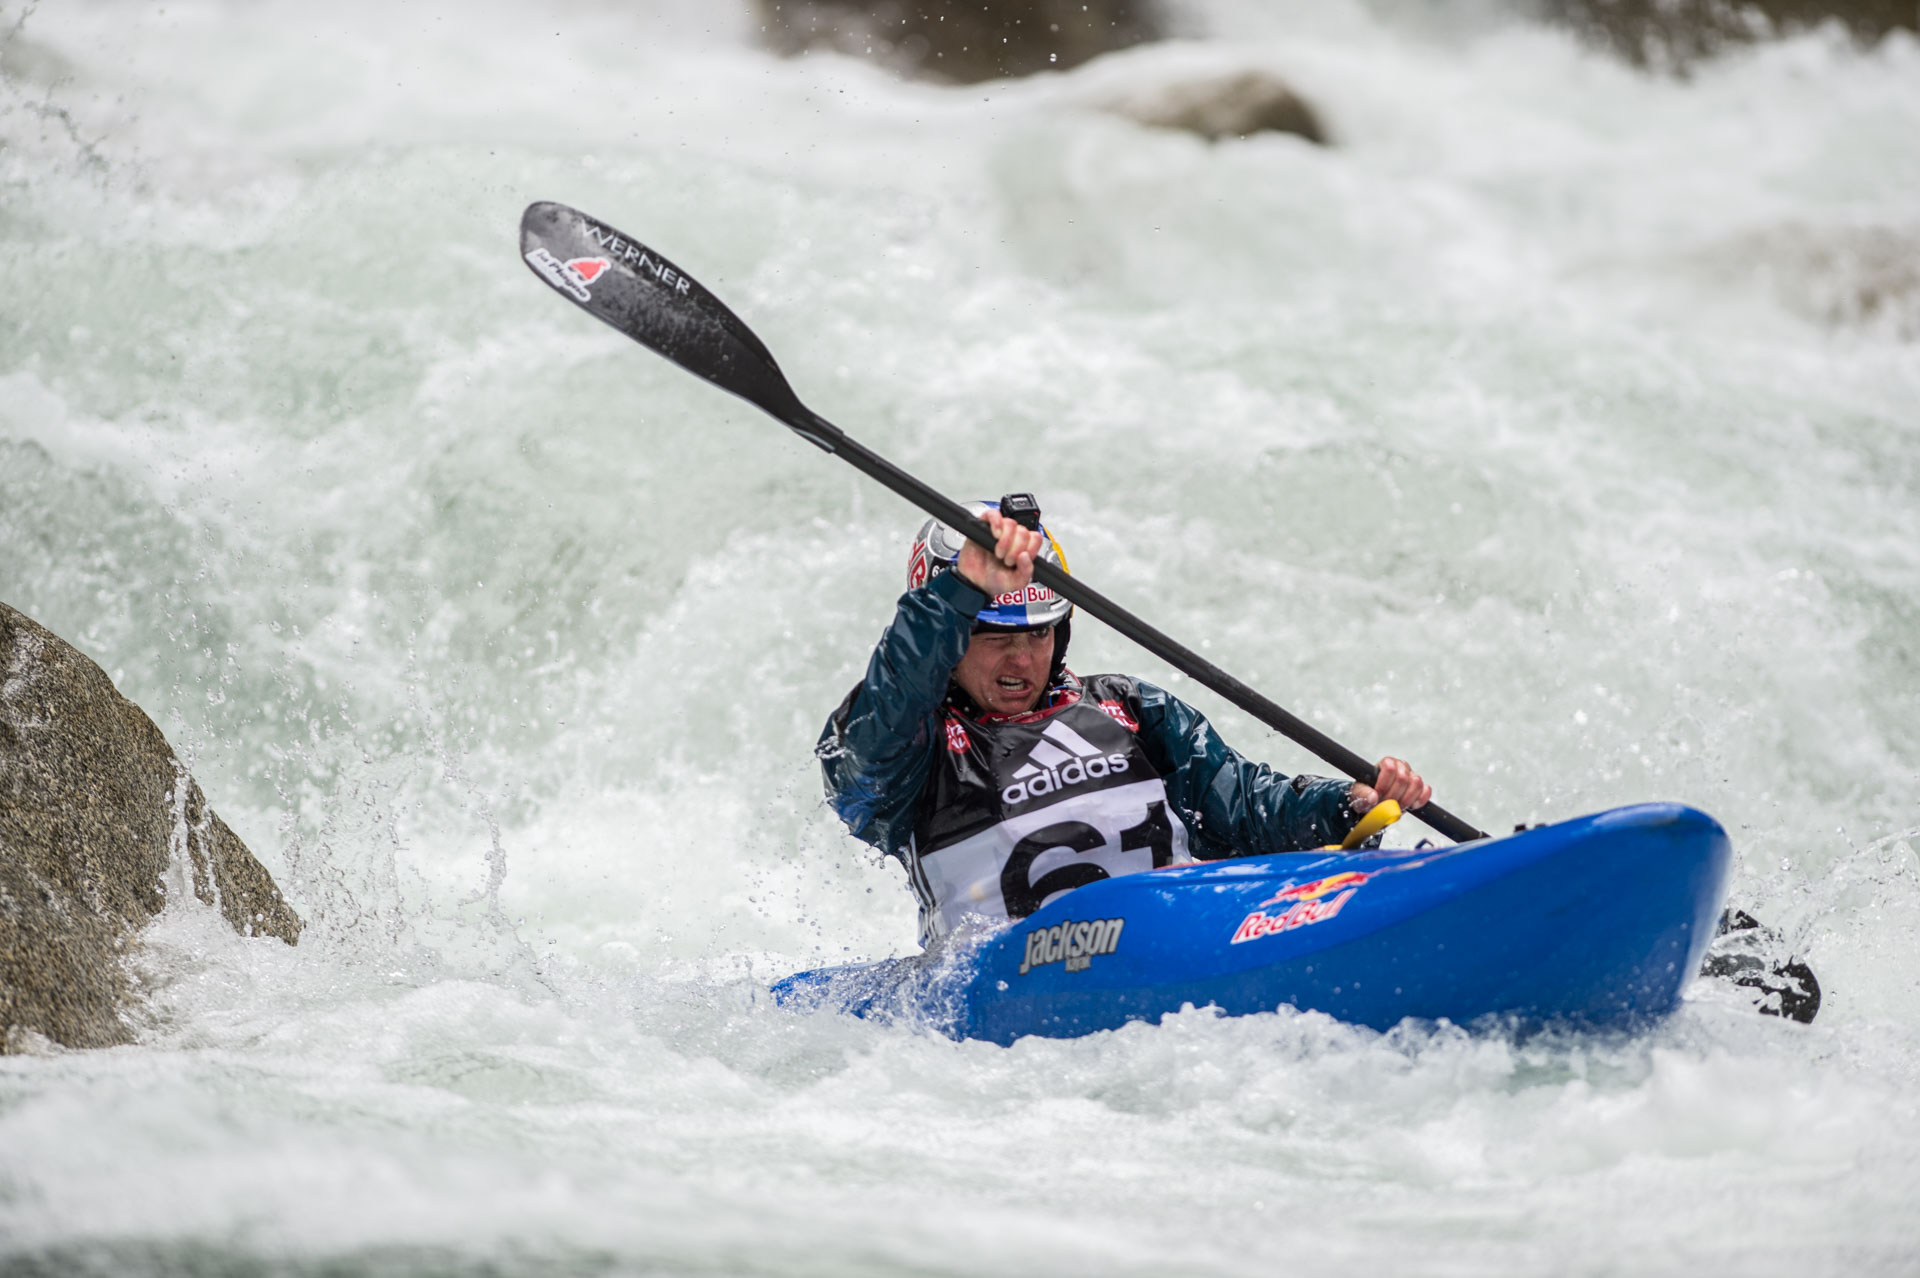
1331, 799, 1402, 851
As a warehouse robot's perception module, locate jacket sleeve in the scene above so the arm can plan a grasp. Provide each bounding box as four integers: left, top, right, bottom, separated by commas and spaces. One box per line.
1131, 679, 1359, 859
816, 569, 988, 856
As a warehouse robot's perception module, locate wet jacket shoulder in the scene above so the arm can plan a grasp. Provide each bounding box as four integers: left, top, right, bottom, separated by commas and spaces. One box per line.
1079, 673, 1358, 859
817, 569, 985, 857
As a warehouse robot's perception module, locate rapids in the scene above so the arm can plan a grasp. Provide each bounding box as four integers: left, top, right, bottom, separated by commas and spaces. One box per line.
2, 1, 1918, 1272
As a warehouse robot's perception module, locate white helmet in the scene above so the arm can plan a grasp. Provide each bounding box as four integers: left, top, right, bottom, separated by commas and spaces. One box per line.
906, 493, 1071, 630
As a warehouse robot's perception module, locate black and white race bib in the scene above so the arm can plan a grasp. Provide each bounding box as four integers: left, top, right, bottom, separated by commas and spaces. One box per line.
908, 680, 1190, 940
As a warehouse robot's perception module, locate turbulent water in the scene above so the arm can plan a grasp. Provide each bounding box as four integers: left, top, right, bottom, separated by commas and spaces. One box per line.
3, 0, 1919, 1272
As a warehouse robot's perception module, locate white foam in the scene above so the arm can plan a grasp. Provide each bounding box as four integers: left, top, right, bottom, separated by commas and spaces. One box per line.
3, 0, 1918, 1269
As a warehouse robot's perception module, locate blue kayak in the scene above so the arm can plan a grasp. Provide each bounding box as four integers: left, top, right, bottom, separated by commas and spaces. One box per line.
771, 803, 1733, 1043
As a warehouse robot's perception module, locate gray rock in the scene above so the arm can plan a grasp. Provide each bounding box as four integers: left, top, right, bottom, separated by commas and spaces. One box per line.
753, 0, 1164, 84
1541, 0, 1916, 71
1, 601, 300, 1053
1101, 68, 1327, 145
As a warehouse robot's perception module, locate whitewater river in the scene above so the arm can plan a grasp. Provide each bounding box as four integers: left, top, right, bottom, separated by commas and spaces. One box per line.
3, 0, 1918, 1272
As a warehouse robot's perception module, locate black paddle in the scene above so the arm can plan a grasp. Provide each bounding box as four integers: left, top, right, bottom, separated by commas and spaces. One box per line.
518, 200, 1487, 844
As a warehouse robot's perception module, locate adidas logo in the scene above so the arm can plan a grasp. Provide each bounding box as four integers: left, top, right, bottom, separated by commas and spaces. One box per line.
1000, 720, 1130, 807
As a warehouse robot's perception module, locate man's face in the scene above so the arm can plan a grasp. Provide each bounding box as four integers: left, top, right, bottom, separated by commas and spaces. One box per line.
952, 626, 1055, 715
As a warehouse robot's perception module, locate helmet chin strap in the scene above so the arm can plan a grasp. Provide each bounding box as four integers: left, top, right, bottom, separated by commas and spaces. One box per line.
1048, 617, 1072, 688
1002, 495, 1071, 664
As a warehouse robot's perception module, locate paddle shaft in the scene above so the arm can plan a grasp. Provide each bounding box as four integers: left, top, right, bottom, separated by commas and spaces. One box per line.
791, 408, 1488, 844
516, 202, 1486, 843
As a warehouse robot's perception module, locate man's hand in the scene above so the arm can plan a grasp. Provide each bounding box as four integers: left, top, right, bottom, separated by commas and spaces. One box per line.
956, 509, 1043, 599
1348, 757, 1431, 816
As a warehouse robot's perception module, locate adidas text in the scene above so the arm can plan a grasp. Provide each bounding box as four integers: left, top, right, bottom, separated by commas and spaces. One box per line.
1001, 753, 1128, 806
1001, 720, 1131, 806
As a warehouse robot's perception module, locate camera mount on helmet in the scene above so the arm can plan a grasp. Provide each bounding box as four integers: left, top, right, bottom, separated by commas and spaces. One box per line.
999, 491, 1042, 533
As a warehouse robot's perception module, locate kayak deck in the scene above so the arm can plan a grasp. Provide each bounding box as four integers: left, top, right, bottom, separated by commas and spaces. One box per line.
772, 803, 1733, 1044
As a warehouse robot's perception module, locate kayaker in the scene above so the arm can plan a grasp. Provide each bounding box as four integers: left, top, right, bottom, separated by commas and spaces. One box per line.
818, 493, 1433, 945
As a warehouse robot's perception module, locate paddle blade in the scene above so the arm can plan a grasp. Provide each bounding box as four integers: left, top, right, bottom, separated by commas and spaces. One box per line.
520, 201, 836, 448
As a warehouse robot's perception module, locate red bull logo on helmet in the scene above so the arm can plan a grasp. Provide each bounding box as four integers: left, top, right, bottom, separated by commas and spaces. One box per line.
990, 583, 1056, 608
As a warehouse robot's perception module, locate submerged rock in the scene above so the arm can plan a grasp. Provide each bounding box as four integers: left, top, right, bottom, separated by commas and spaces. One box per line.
753, 0, 1165, 83
0, 602, 300, 1053
1100, 68, 1327, 144
1703, 223, 1920, 338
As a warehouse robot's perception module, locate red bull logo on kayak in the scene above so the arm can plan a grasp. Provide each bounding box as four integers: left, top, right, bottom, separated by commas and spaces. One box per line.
1019, 917, 1124, 975
1230, 872, 1371, 944
525, 247, 611, 303
1256, 871, 1370, 909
